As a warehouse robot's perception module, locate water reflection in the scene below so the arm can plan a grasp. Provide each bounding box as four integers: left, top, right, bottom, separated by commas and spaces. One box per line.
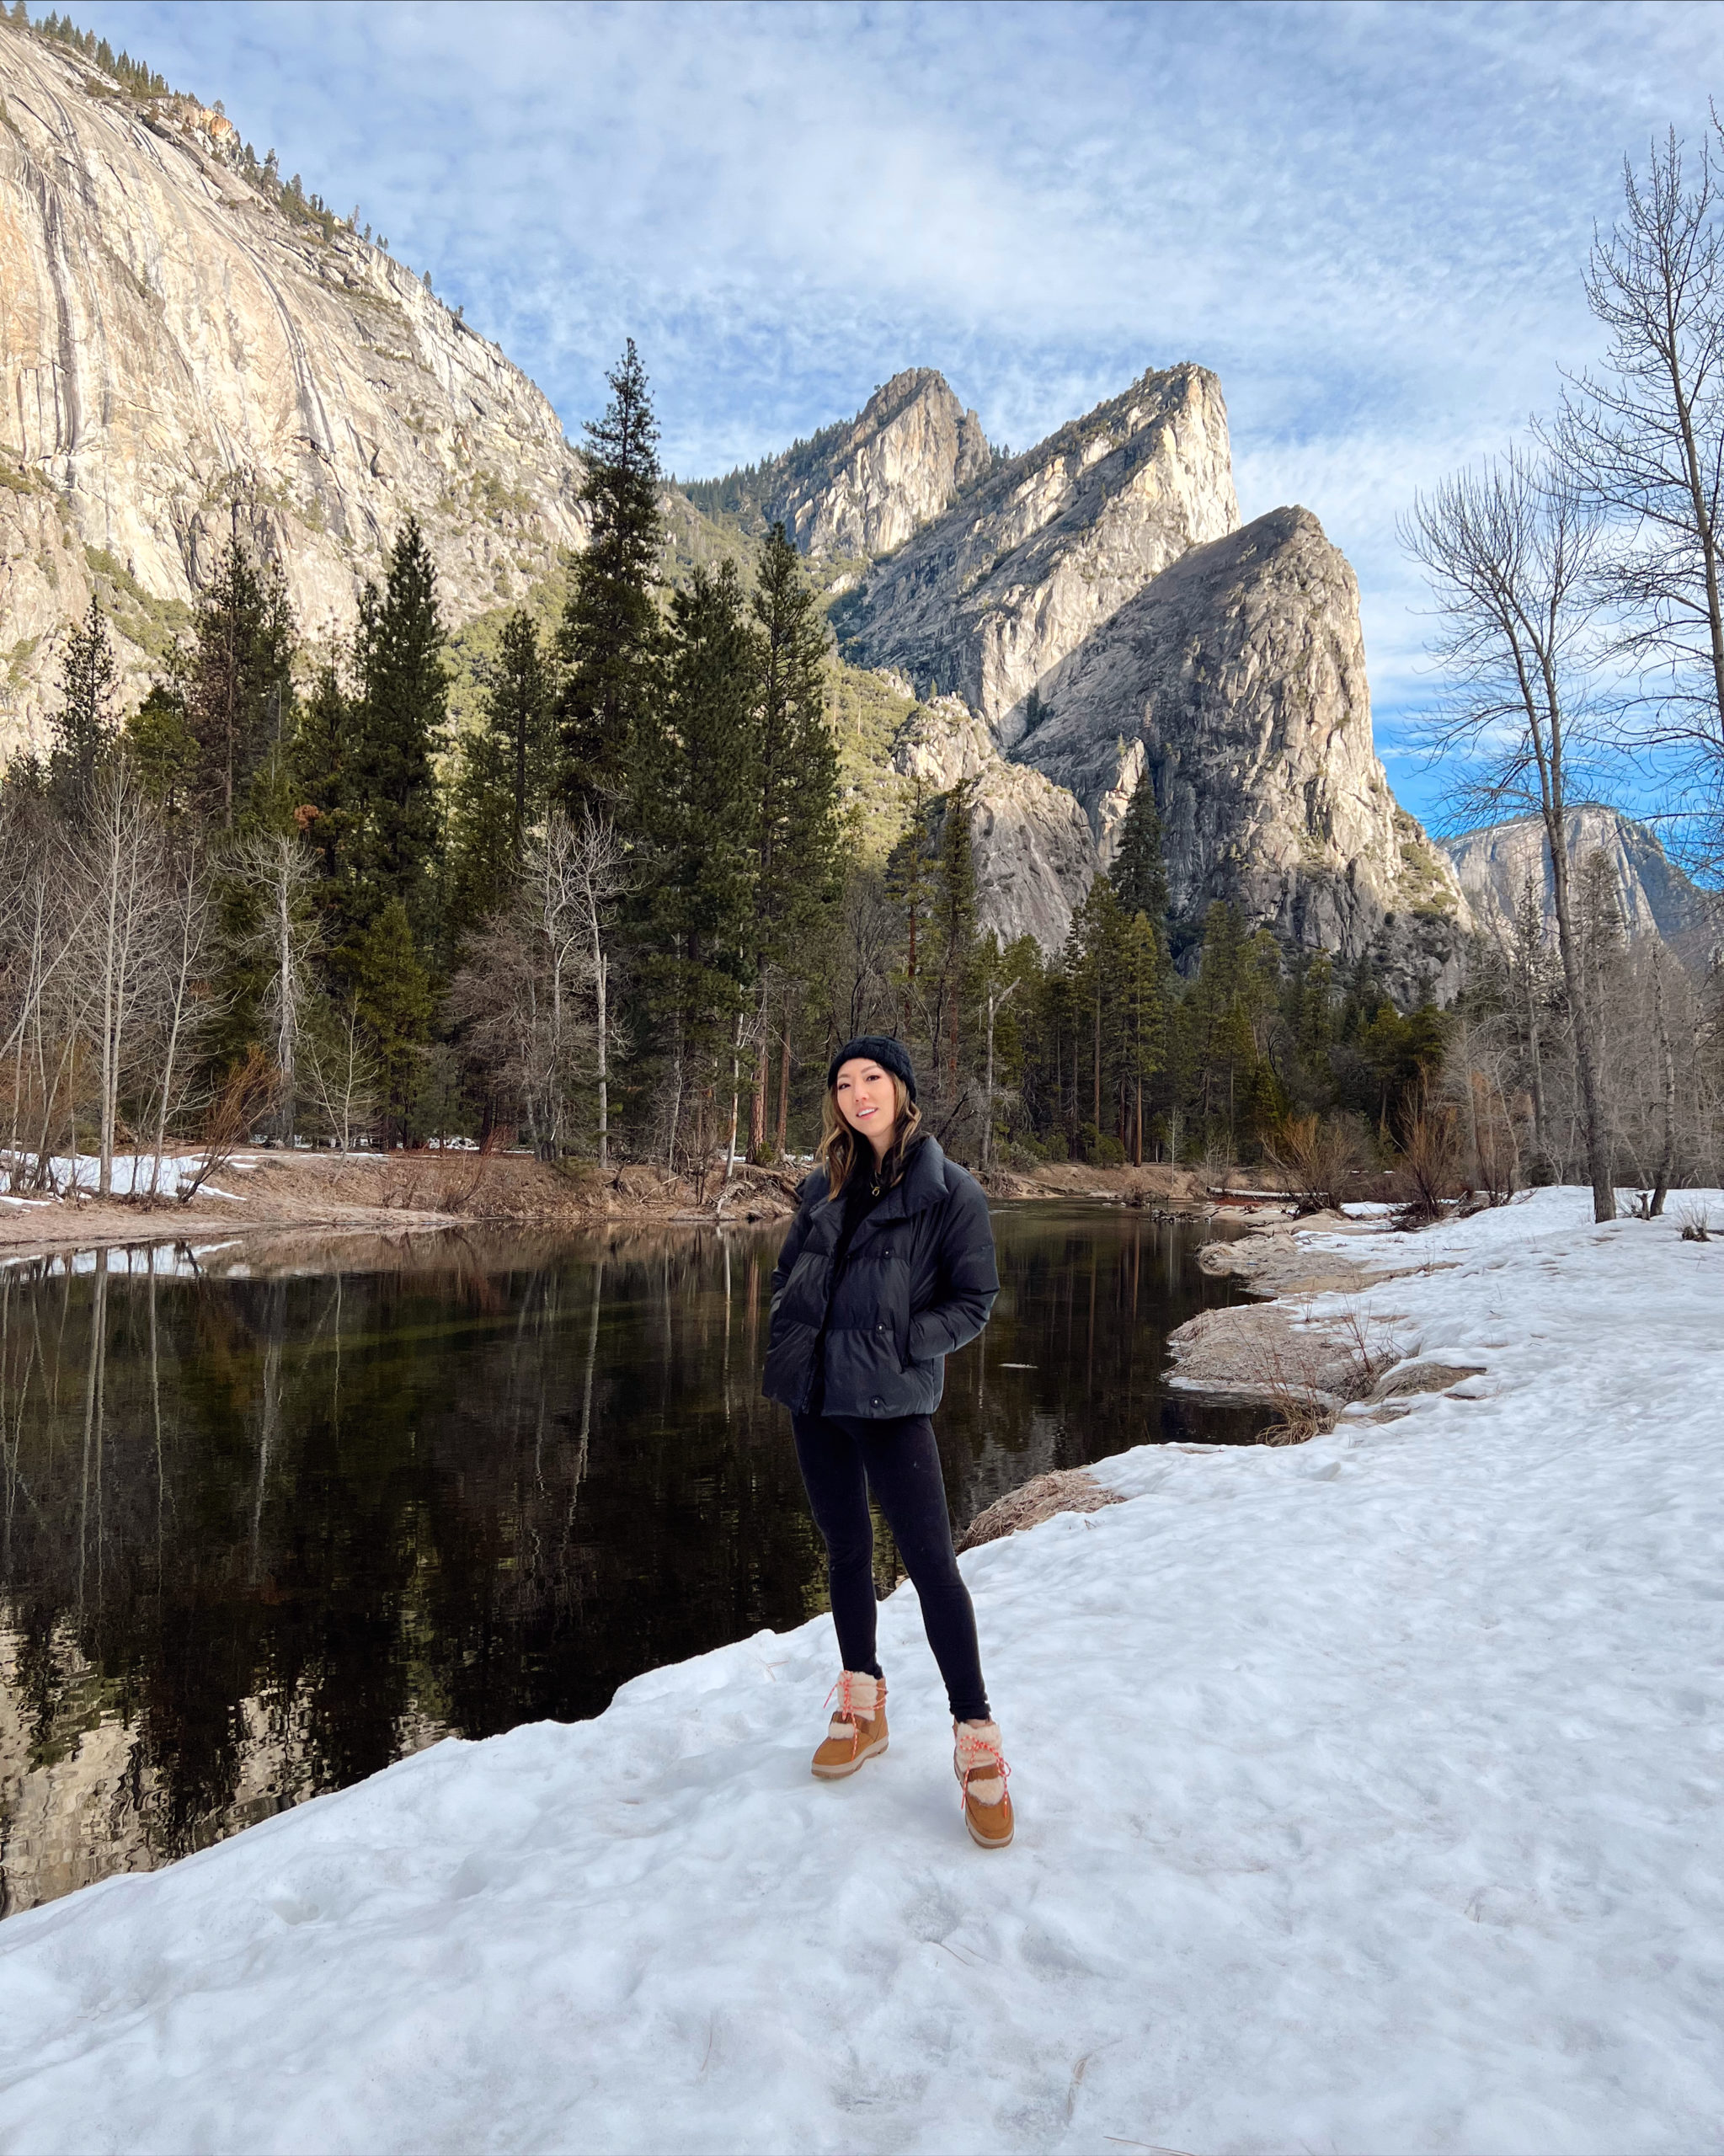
0, 1204, 1265, 1913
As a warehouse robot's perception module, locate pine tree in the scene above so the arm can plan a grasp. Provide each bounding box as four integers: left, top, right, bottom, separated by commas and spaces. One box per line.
122, 682, 198, 813
289, 662, 351, 897
50, 595, 118, 810
354, 898, 432, 1145
928, 778, 980, 1101
558, 339, 662, 817
1118, 911, 1166, 1163
348, 515, 447, 942
448, 609, 555, 923
1062, 875, 1129, 1155
182, 536, 296, 829
635, 562, 761, 1166
1109, 770, 1169, 926
748, 522, 838, 1154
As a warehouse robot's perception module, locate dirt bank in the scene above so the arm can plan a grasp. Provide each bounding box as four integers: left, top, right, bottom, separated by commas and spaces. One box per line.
1170, 1209, 1480, 1433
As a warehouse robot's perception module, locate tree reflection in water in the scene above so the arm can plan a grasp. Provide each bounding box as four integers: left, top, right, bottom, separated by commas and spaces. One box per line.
0, 1207, 1266, 1913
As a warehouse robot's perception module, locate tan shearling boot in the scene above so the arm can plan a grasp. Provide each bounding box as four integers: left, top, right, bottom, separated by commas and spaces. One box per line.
811, 1671, 889, 1779
954, 1719, 1014, 1848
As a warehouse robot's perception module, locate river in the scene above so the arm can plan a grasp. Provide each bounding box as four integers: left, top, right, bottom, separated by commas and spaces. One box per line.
0, 1201, 1268, 1913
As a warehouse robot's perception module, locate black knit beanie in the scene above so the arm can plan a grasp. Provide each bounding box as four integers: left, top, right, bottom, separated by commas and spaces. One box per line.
826, 1034, 918, 1103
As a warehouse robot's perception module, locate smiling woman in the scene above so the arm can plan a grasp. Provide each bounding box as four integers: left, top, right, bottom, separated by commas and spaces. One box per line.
762, 1035, 1015, 1848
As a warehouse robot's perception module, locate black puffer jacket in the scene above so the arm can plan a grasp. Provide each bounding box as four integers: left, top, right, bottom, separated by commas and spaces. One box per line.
762, 1136, 999, 1418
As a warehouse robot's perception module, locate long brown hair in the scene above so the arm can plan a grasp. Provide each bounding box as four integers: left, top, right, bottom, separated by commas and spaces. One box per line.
819, 1072, 922, 1200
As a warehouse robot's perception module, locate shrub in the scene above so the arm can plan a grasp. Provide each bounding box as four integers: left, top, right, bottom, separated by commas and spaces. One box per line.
1264, 1111, 1366, 1215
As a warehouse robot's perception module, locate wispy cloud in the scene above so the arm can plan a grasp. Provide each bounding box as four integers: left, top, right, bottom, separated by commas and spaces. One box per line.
77, 0, 1724, 819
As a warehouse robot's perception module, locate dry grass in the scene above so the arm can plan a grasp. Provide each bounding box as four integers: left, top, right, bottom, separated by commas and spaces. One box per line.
1250, 1300, 1397, 1445
1395, 1105, 1465, 1228
954, 1470, 1125, 1551
1675, 1201, 1713, 1243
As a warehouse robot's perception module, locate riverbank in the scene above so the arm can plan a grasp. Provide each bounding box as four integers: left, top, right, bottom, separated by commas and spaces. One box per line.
0, 1187, 1717, 2153
0, 1150, 1225, 1264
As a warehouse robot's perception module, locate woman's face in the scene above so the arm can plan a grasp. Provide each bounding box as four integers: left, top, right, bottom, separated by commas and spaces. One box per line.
834, 1059, 898, 1149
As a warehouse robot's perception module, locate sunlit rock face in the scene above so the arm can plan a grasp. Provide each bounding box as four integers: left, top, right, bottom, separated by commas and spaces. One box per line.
769, 370, 993, 561
1442, 806, 1721, 972
871, 494, 1469, 989
1020, 506, 1471, 979
837, 363, 1241, 739
0, 24, 585, 751
889, 696, 1095, 952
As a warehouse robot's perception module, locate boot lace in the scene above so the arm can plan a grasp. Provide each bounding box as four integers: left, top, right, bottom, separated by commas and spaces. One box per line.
823, 1673, 878, 1758
953, 1725, 1011, 1812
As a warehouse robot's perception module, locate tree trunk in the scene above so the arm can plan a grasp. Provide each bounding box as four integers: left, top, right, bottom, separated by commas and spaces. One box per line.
1650, 954, 1677, 1215
1546, 817, 1615, 1221
723, 1011, 744, 1183
774, 1004, 792, 1157
595, 947, 610, 1174
750, 979, 769, 1159
275, 845, 296, 1145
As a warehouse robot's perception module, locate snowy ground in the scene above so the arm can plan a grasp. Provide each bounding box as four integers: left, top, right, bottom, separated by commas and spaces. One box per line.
0, 1151, 255, 1203
0, 1188, 1720, 2155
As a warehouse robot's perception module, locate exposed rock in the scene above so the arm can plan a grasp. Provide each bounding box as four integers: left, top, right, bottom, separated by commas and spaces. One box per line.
1441, 805, 1722, 973
891, 696, 1097, 950
1164, 1300, 1379, 1407
1017, 507, 1472, 990
777, 370, 991, 559
684, 369, 991, 563
838, 363, 1239, 736
0, 27, 585, 751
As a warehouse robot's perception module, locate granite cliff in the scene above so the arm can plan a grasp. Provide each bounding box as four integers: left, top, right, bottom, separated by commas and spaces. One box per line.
682, 368, 992, 565
790, 366, 1465, 981
1017, 506, 1470, 983
0, 22, 585, 750
1443, 807, 1721, 973
835, 362, 1239, 738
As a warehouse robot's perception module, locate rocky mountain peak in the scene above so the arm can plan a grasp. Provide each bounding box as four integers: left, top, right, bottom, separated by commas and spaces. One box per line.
836, 361, 1241, 740
684, 366, 992, 564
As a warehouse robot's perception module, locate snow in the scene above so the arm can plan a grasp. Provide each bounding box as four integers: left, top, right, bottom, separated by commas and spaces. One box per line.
0, 1188, 1720, 2154
0, 1152, 255, 1200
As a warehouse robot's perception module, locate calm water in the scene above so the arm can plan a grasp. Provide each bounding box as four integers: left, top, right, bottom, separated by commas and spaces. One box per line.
0, 1203, 1267, 1913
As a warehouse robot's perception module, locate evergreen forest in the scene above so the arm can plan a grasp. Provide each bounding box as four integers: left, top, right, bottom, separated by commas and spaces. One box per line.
2, 341, 1716, 1206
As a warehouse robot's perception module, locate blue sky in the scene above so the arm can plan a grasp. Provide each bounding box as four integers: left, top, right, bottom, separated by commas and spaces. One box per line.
73, 0, 1724, 825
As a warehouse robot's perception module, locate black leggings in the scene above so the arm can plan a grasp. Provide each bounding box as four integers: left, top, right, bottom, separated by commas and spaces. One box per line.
792, 1412, 990, 1724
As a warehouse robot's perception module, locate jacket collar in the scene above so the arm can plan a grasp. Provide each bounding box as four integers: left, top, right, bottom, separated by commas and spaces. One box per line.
854, 1134, 947, 1229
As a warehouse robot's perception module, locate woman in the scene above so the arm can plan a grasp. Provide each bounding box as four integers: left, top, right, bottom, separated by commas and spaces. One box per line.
762, 1035, 1014, 1849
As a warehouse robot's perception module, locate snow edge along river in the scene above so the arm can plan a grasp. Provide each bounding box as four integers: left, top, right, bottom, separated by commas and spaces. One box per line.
0, 1187, 1720, 2154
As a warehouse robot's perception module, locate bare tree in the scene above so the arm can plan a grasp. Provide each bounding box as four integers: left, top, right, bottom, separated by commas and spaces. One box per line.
143, 842, 213, 1198
224, 835, 322, 1143
1554, 125, 1724, 870
448, 814, 612, 1161
1402, 449, 1618, 1219
65, 760, 159, 1198
563, 810, 627, 1171
302, 995, 378, 1154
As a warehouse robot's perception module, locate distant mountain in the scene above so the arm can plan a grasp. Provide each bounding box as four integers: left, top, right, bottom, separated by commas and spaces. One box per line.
682, 369, 993, 563
837, 364, 1240, 736
0, 21, 584, 751
1442, 808, 1721, 972
767, 363, 1469, 990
